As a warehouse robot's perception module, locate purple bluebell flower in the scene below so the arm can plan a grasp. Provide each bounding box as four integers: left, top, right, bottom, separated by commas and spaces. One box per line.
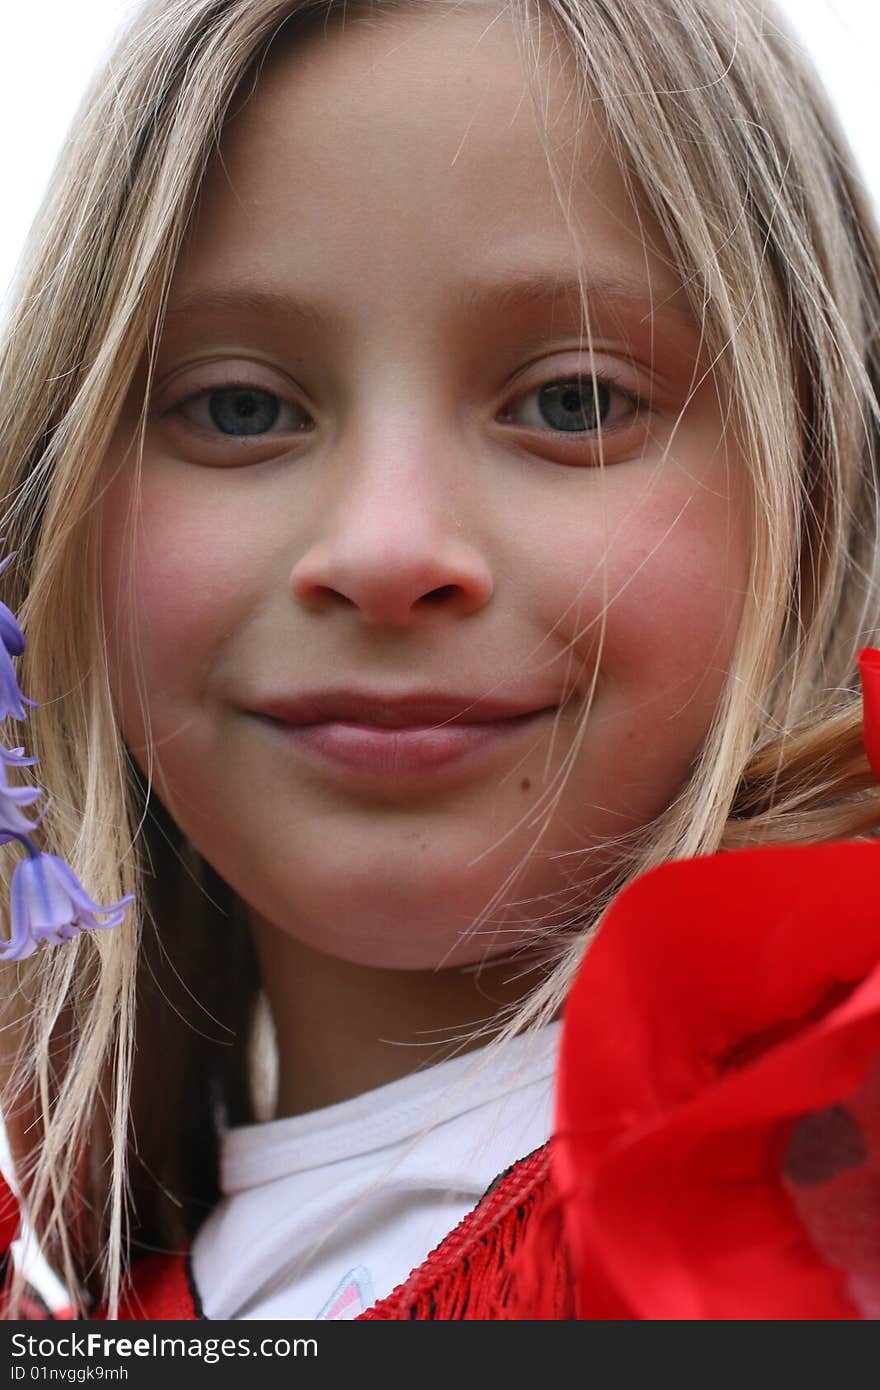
0, 551, 35, 719
0, 745, 38, 767
0, 549, 134, 960
0, 644, 33, 722
0, 753, 45, 846
0, 605, 24, 659
0, 553, 23, 657
0, 846, 134, 962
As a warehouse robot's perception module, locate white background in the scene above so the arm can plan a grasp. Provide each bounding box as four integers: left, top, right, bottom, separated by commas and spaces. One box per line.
2, 1, 880, 307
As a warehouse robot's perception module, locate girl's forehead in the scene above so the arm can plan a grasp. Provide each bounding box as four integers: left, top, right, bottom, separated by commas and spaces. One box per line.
171, 2, 695, 352
219, 2, 582, 199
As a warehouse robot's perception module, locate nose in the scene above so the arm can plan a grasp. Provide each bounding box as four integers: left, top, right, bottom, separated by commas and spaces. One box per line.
290, 434, 494, 628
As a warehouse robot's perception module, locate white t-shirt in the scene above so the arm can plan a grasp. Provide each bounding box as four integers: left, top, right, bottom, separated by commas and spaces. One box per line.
191, 1024, 560, 1320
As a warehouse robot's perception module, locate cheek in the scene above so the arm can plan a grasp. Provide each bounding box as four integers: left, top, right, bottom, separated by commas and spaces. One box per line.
535, 462, 750, 798
612, 524, 747, 679
99, 471, 250, 725
545, 459, 749, 669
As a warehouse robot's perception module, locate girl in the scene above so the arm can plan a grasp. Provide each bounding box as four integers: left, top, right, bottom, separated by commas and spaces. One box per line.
2, 0, 880, 1321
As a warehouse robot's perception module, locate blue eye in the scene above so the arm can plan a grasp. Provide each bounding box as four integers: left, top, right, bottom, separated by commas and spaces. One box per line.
176, 387, 311, 437
538, 380, 610, 432
209, 387, 280, 435
503, 376, 637, 434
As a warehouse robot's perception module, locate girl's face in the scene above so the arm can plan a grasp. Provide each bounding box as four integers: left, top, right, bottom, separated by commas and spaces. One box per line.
101, 4, 750, 970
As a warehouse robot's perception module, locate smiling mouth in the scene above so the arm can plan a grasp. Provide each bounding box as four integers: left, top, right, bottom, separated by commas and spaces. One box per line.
255, 706, 556, 777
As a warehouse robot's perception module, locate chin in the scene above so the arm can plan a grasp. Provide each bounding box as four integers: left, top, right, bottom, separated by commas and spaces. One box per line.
273, 874, 530, 971
303, 920, 523, 972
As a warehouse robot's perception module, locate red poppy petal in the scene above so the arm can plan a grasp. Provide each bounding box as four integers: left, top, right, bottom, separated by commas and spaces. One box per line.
558, 842, 880, 1131
781, 1058, 880, 1317
858, 647, 880, 780
583, 1122, 859, 1318
555, 841, 880, 1319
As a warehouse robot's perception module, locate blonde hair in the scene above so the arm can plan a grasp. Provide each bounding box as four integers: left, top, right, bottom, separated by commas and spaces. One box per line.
1, 0, 880, 1319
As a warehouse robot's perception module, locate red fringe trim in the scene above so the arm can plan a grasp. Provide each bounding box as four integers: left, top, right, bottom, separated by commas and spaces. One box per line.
359, 1142, 574, 1320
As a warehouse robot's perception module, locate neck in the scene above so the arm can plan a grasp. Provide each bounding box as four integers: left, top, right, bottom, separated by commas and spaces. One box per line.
247, 915, 547, 1118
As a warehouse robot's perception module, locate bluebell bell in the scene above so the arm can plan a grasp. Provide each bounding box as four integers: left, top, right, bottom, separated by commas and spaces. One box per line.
0, 752, 45, 846
0, 551, 32, 718
0, 605, 24, 659
0, 553, 23, 657
0, 847, 134, 962
0, 744, 38, 767
0, 644, 33, 722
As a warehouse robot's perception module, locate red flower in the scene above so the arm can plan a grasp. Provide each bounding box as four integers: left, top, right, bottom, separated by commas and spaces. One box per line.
551, 651, 880, 1319
859, 647, 880, 780
554, 840, 880, 1318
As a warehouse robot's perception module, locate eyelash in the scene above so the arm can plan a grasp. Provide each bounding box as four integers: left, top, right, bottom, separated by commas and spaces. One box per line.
166, 370, 647, 446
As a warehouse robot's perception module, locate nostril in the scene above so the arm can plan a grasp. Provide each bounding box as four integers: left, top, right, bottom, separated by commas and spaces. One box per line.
420, 585, 459, 604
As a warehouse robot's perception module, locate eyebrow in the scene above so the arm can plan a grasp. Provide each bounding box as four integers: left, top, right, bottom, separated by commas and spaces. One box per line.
164, 271, 698, 340
459, 273, 700, 343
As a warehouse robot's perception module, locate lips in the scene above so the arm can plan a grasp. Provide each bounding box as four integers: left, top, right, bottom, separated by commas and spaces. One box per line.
250, 690, 557, 778
253, 691, 554, 729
